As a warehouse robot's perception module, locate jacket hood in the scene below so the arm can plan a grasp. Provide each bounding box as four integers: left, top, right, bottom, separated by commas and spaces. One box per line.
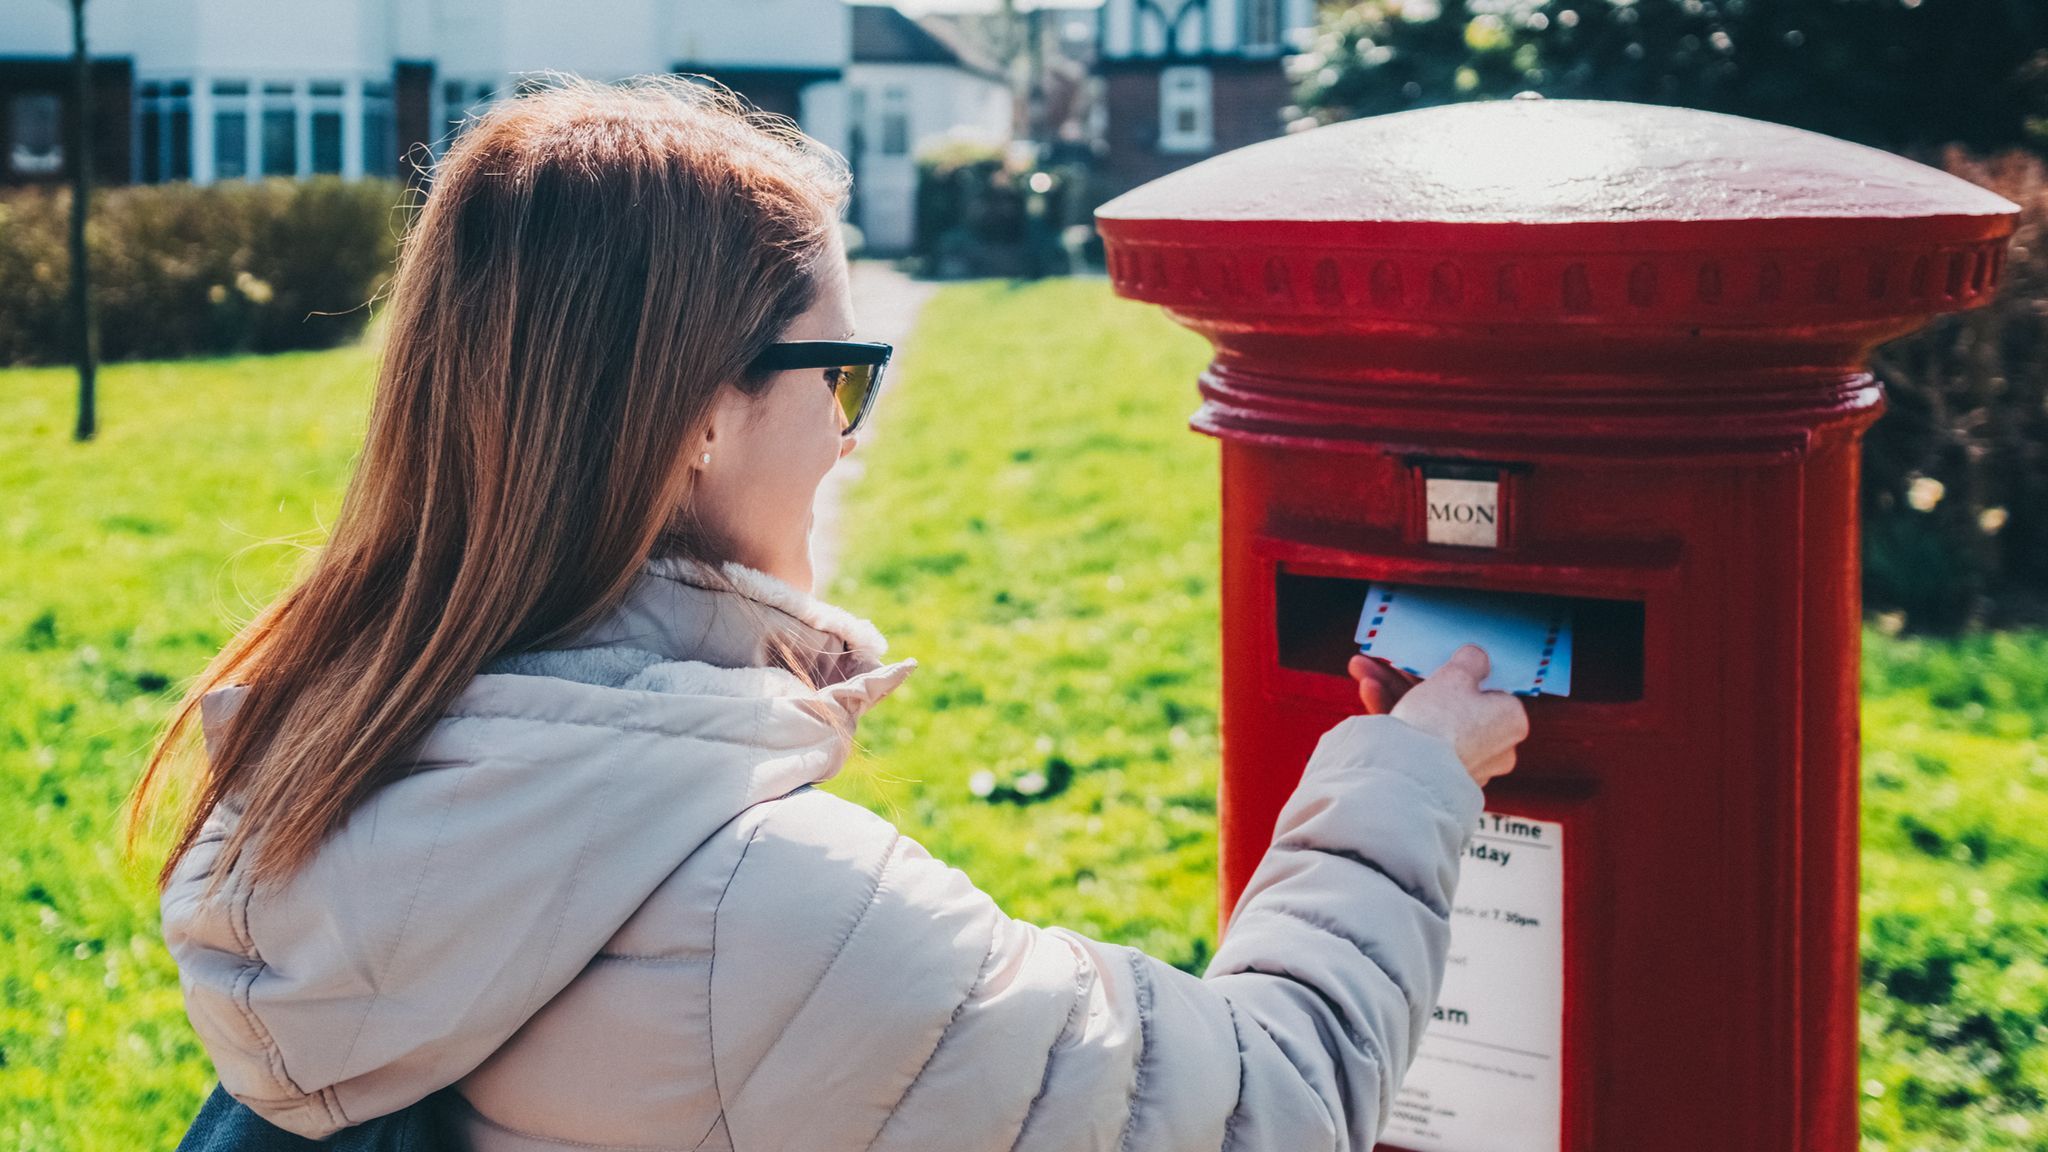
160, 557, 916, 1138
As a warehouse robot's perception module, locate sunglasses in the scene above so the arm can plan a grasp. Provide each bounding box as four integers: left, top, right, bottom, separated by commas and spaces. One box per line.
748, 339, 893, 437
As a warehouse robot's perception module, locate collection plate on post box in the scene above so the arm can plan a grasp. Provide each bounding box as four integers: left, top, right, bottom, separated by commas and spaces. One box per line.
1416, 460, 1511, 549
1424, 476, 1501, 548
1385, 811, 1565, 1152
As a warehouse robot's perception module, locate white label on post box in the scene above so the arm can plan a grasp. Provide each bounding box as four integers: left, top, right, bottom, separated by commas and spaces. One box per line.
1424, 477, 1501, 548
1383, 811, 1564, 1152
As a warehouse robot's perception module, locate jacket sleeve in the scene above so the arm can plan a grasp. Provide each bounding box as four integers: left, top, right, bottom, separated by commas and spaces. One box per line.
1194, 712, 1486, 1151
710, 713, 1483, 1152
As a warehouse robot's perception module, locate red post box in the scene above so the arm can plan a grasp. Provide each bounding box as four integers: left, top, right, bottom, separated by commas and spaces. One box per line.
1094, 100, 2016, 1152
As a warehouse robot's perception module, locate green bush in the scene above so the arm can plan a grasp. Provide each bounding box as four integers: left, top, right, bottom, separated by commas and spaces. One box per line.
0, 178, 404, 366
1289, 0, 2048, 155
1865, 149, 2048, 631
912, 143, 1100, 279
912, 140, 1029, 277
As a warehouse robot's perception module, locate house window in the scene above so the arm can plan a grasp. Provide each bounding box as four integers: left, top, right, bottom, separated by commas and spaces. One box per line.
1240, 0, 1281, 51
8, 92, 64, 176
879, 88, 909, 156
363, 81, 394, 175
1158, 66, 1212, 154
261, 81, 297, 176
310, 80, 345, 174
137, 81, 192, 182
439, 79, 496, 152
137, 80, 192, 181
213, 80, 250, 179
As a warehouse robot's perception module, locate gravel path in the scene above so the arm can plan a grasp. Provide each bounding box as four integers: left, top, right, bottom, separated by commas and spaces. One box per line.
810, 259, 940, 590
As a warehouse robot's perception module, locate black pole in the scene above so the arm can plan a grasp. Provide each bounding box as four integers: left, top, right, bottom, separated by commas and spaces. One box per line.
69, 0, 99, 442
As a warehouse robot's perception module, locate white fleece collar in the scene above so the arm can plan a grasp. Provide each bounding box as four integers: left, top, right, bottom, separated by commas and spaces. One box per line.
640, 555, 890, 660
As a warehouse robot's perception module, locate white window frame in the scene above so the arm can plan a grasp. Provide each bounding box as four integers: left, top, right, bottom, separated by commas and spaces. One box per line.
879, 87, 910, 156
437, 78, 499, 157
259, 79, 299, 178
846, 85, 869, 165
8, 92, 64, 176
152, 73, 396, 185
1158, 65, 1212, 154
308, 79, 347, 176
1240, 0, 1281, 52
361, 78, 394, 176
209, 78, 253, 182
134, 79, 193, 183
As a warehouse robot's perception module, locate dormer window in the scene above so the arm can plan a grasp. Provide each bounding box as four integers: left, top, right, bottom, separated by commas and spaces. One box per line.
1158, 65, 1212, 153
1240, 0, 1281, 51
880, 87, 909, 155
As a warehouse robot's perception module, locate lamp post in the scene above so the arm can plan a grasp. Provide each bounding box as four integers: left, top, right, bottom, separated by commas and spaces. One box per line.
68, 0, 100, 442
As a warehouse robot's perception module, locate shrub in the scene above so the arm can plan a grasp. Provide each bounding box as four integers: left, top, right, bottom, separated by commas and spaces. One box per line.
0, 178, 404, 365
912, 142, 1104, 279
912, 140, 1028, 277
1290, 0, 2048, 156
1865, 149, 2048, 631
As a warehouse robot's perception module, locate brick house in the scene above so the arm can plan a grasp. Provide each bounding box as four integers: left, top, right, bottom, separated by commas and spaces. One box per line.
1093, 0, 1316, 198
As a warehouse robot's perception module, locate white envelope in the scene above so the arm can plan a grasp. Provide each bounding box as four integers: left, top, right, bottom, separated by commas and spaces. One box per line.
1353, 582, 1573, 697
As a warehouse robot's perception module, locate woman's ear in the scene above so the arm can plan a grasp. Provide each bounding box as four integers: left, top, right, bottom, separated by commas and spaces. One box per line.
694, 384, 740, 469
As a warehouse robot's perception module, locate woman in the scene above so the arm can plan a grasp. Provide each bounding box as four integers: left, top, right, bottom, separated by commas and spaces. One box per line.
135, 76, 1528, 1151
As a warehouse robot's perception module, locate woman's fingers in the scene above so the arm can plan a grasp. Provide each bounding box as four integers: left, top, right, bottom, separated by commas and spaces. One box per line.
1387, 644, 1532, 787
1349, 653, 1419, 689
1349, 654, 1419, 715
1470, 748, 1518, 784
1348, 655, 1385, 713
1353, 647, 1529, 788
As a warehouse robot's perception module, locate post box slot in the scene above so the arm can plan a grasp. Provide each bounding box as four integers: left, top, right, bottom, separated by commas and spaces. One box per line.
1274, 570, 1645, 702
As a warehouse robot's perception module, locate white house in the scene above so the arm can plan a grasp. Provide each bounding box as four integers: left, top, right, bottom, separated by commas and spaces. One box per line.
844, 3, 1010, 253
0, 0, 1010, 248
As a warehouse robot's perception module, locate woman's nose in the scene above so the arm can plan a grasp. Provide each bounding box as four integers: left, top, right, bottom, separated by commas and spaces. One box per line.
838, 433, 859, 458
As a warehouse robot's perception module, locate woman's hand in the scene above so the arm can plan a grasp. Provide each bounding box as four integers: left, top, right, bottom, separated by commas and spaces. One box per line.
1348, 645, 1528, 786
1348, 652, 1420, 715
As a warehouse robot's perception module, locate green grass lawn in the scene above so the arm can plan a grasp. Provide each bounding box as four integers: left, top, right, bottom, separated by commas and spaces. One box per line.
1, 342, 378, 1147
3, 278, 2045, 1150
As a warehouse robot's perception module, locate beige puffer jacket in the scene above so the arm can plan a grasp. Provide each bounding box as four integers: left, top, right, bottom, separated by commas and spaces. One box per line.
161, 555, 1484, 1150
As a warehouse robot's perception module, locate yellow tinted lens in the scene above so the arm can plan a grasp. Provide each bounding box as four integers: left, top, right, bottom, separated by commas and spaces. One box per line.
835, 363, 873, 431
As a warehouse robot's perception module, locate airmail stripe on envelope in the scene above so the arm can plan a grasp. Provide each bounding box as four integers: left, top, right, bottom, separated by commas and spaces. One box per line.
1354, 582, 1574, 697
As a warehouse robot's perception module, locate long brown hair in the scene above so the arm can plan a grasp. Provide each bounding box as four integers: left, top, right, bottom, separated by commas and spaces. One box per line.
126, 74, 851, 896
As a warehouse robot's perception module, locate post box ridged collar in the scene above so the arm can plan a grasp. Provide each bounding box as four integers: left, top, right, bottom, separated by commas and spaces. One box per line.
1094, 99, 2022, 455
1094, 99, 2019, 332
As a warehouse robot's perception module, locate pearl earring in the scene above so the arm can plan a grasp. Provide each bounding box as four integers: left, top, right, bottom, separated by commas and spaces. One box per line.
700, 451, 712, 465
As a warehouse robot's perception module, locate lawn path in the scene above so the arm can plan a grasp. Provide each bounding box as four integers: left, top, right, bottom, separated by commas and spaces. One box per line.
811, 259, 939, 589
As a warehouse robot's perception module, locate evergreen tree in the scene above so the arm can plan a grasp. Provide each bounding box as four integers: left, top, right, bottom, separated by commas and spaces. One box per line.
1291, 0, 2048, 154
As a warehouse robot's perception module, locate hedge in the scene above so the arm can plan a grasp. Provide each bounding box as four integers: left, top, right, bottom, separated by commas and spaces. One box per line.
0, 178, 403, 365
1866, 150, 2048, 630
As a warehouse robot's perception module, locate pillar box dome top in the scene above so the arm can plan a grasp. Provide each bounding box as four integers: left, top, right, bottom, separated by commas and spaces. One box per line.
1095, 99, 2017, 336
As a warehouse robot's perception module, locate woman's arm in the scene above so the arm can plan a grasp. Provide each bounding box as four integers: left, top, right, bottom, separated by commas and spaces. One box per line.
1015, 712, 1481, 1152
1196, 711, 1483, 1149
707, 708, 1485, 1152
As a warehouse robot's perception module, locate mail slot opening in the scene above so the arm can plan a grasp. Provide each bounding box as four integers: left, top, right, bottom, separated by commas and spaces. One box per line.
1274, 570, 1645, 703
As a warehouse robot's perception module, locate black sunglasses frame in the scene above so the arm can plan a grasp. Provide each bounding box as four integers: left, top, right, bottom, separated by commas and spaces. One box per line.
748, 339, 893, 437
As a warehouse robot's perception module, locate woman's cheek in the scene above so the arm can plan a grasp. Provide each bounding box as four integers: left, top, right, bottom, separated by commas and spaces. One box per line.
797, 390, 837, 506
